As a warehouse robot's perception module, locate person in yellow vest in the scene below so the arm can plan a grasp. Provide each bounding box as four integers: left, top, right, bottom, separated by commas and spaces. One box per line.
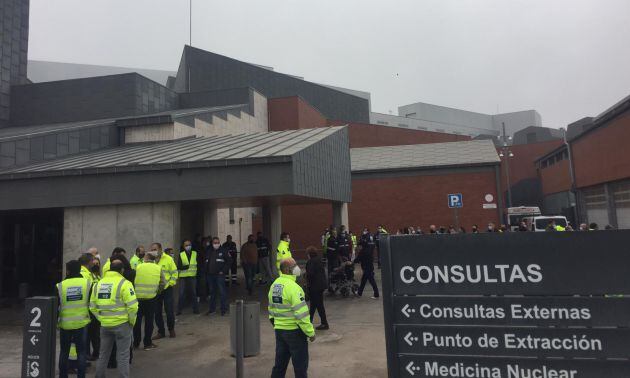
78, 253, 101, 362
129, 245, 145, 270
58, 260, 91, 378
90, 259, 137, 378
275, 232, 292, 273
152, 242, 178, 339
350, 231, 358, 261
133, 251, 166, 350
177, 239, 200, 315
268, 258, 315, 378
101, 247, 127, 275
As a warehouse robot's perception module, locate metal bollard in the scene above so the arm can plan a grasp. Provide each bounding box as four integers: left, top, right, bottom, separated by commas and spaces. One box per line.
235, 299, 244, 378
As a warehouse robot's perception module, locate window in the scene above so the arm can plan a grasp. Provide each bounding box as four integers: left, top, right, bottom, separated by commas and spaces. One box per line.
377, 121, 389, 125
398, 123, 408, 127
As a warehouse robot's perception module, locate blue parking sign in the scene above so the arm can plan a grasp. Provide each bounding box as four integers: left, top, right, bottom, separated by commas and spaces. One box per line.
448, 193, 463, 208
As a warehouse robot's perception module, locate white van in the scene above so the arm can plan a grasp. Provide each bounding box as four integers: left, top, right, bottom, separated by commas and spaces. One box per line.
524, 216, 569, 232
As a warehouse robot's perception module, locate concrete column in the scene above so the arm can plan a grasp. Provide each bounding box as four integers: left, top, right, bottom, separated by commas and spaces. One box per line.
332, 201, 349, 230
203, 201, 219, 238
265, 204, 282, 275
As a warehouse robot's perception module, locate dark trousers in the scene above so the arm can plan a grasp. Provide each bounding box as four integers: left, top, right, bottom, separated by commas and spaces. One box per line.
59, 326, 88, 378
358, 269, 379, 297
327, 256, 339, 289
88, 313, 100, 358
243, 263, 256, 294
134, 297, 156, 347
155, 286, 175, 334
177, 276, 199, 313
207, 273, 228, 314
308, 289, 328, 326
197, 273, 207, 301
271, 329, 309, 378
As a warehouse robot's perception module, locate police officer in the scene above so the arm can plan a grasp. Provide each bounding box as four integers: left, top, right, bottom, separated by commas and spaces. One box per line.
337, 225, 350, 259
374, 225, 388, 268
90, 259, 138, 378
355, 228, 380, 299
58, 260, 91, 378
177, 239, 199, 315
326, 229, 340, 292
223, 235, 239, 286
152, 242, 178, 339
276, 232, 292, 272
129, 245, 145, 270
78, 253, 100, 361
205, 237, 231, 315
268, 258, 315, 378
349, 231, 357, 260
133, 252, 165, 350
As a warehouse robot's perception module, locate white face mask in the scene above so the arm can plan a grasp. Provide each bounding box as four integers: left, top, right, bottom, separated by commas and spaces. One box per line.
212, 243, 220, 249
292, 265, 301, 277
286, 238, 291, 243
185, 245, 192, 252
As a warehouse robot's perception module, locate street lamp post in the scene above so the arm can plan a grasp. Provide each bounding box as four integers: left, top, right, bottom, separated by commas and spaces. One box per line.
500, 122, 514, 208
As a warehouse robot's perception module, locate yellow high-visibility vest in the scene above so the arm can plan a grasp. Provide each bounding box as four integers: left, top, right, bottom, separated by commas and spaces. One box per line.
178, 250, 198, 278
57, 277, 91, 330
134, 262, 161, 299
268, 273, 314, 337
89, 271, 138, 327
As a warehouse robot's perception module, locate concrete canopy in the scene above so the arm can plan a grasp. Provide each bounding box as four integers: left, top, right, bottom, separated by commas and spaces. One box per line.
0, 126, 351, 210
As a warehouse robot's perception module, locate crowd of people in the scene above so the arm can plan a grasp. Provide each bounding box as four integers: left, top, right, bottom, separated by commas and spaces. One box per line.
55, 231, 278, 378
57, 218, 610, 377
389, 221, 609, 234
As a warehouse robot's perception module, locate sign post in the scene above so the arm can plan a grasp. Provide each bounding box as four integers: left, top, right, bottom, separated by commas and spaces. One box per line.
447, 193, 462, 229
381, 232, 630, 377
21, 296, 57, 378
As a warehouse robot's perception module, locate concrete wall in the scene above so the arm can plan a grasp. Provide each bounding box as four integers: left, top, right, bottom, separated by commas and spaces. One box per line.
63, 202, 181, 264
492, 110, 542, 136
370, 112, 496, 137
397, 102, 494, 133
0, 0, 30, 127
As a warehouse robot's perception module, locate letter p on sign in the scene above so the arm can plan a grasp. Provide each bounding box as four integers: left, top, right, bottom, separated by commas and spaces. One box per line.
448, 193, 463, 208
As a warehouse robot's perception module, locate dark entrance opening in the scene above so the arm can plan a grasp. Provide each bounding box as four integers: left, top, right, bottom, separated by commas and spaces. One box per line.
0, 208, 63, 301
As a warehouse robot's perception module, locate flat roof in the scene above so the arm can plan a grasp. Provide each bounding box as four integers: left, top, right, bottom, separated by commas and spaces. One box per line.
351, 140, 500, 173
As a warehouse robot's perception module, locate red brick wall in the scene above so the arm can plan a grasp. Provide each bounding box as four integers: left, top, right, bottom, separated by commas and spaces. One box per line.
572, 110, 630, 188
540, 159, 572, 195
499, 140, 564, 186
327, 120, 470, 148
280, 169, 500, 258
268, 96, 327, 131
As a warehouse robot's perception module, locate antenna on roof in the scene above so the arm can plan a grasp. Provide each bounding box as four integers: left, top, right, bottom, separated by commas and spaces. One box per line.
189, 0, 192, 46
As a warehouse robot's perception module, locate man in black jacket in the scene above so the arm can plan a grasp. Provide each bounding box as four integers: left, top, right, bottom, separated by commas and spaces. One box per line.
205, 237, 231, 316
256, 232, 272, 284
326, 229, 340, 293
355, 228, 379, 299
305, 247, 329, 330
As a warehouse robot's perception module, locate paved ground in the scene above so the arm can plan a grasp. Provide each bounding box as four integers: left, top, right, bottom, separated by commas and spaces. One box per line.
0, 270, 387, 377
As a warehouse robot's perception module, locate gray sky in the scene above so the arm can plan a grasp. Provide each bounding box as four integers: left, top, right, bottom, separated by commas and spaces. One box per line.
29, 0, 630, 128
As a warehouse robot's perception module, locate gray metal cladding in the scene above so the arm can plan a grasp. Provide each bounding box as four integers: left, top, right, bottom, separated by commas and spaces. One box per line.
173, 46, 369, 124
10, 73, 179, 126
0, 126, 351, 210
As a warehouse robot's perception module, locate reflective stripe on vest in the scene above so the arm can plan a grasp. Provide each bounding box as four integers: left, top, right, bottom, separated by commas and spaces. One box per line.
178, 250, 198, 277
267, 275, 311, 330
135, 262, 161, 299
57, 277, 90, 330
91, 274, 135, 326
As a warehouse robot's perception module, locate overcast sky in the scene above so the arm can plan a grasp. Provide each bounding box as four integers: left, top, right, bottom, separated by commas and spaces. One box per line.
29, 0, 630, 128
